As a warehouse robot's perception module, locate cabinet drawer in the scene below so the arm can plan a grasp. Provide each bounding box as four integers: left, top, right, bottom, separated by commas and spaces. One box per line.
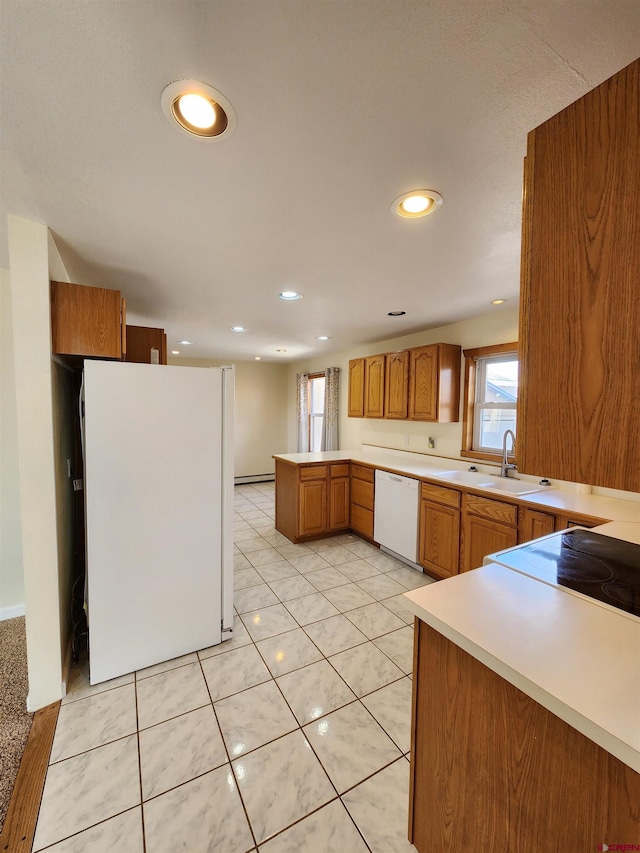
351, 504, 374, 538
464, 494, 517, 526
299, 465, 327, 481
351, 478, 374, 511
351, 463, 375, 483
331, 463, 350, 478
421, 482, 461, 508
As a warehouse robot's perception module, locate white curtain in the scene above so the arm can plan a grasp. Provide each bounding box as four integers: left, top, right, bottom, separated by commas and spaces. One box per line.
320, 367, 340, 451
296, 372, 310, 452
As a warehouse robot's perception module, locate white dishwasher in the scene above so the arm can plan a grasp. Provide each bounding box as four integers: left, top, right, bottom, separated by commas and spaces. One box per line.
374, 470, 421, 567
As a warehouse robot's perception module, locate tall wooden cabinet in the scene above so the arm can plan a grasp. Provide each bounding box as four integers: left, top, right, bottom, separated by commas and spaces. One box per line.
518, 58, 640, 493
51, 281, 126, 359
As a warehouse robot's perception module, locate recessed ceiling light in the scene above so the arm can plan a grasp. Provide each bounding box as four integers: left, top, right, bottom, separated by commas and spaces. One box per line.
171, 350, 180, 355
161, 80, 236, 141
391, 190, 443, 219
278, 291, 303, 301
230, 326, 246, 332
316, 336, 330, 341
491, 298, 507, 305
254, 356, 262, 360
387, 310, 406, 316
178, 340, 192, 345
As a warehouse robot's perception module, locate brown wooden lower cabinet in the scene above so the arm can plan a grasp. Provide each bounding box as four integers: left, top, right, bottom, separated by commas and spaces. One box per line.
409, 620, 640, 851
275, 460, 350, 542
419, 482, 461, 579
461, 494, 518, 571
329, 470, 350, 531
518, 506, 555, 543
350, 463, 375, 540
299, 479, 327, 536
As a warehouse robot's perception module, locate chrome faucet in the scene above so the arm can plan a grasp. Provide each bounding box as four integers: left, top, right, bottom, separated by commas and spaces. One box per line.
501, 429, 517, 478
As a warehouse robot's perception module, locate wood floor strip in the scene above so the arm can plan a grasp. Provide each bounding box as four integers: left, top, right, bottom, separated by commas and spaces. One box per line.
0, 701, 60, 853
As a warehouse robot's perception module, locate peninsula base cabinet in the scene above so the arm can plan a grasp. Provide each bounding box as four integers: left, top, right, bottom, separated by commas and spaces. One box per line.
409, 621, 640, 850
275, 460, 350, 543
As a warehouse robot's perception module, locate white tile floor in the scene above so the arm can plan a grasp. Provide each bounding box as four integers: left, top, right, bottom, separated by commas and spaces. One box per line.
32, 482, 434, 852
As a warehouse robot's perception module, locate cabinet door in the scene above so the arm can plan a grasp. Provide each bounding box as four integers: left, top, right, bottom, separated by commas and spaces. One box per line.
298, 480, 327, 537
126, 325, 167, 364
329, 477, 350, 531
409, 345, 438, 421
51, 281, 122, 359
384, 351, 409, 419
518, 508, 555, 544
419, 499, 460, 579
518, 59, 640, 493
348, 358, 365, 417
462, 514, 517, 572
364, 355, 385, 418
350, 504, 374, 539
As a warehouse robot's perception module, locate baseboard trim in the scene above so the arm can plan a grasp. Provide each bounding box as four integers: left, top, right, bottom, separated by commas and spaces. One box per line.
234, 474, 275, 485
0, 604, 26, 621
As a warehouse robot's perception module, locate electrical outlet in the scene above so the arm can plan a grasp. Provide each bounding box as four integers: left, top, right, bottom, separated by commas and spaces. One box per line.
403, 435, 410, 446
428, 437, 436, 449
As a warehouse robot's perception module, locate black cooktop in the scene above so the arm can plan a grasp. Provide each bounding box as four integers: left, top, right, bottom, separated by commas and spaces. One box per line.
497, 529, 640, 618
558, 530, 640, 617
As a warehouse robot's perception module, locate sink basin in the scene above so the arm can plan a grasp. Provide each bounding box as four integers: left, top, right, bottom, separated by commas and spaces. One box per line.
479, 477, 550, 496
433, 470, 496, 488
433, 470, 551, 496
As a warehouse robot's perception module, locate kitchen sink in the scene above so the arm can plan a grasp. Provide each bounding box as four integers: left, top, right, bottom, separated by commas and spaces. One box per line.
479, 477, 551, 496
433, 470, 551, 496
433, 470, 496, 488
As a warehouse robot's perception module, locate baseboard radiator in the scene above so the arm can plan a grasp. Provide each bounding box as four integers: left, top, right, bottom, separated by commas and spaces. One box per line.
234, 474, 276, 485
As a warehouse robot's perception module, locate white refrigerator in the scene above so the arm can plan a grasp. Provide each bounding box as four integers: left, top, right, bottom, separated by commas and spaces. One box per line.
83, 360, 234, 684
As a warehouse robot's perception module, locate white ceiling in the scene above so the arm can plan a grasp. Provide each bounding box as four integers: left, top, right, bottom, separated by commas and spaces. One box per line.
1, 1, 639, 361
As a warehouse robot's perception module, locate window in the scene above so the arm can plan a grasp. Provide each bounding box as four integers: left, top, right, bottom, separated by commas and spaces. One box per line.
308, 374, 325, 452
461, 343, 518, 460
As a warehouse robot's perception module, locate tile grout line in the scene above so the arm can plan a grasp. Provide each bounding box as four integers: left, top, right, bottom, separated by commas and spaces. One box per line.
133, 669, 147, 853
196, 654, 259, 853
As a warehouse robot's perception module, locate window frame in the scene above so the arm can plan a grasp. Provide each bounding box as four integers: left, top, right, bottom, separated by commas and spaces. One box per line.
461, 342, 518, 462
308, 372, 325, 453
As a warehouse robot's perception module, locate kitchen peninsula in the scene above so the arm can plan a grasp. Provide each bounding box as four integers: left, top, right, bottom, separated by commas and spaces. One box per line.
403, 525, 640, 850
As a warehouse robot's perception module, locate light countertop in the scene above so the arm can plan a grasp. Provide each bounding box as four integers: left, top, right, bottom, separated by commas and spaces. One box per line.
273, 448, 640, 523
403, 561, 640, 772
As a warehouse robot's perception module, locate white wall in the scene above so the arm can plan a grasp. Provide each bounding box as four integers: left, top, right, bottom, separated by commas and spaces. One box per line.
286, 307, 520, 462
8, 216, 63, 709
0, 266, 25, 619
168, 356, 289, 478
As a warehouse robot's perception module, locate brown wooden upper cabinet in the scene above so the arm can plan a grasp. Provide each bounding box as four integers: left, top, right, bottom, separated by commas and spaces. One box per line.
409, 344, 461, 422
364, 354, 385, 418
384, 350, 409, 419
126, 325, 167, 365
348, 343, 461, 421
518, 58, 640, 494
348, 358, 365, 417
51, 280, 126, 359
